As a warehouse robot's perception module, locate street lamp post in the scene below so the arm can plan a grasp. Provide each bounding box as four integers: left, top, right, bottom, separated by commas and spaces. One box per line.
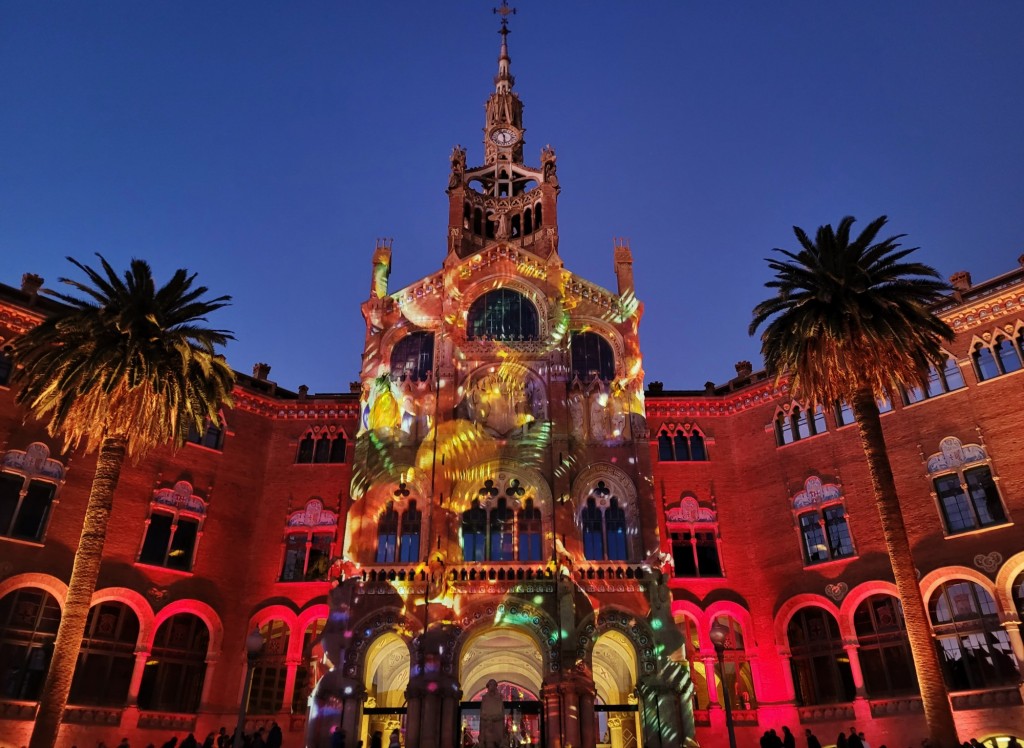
709, 621, 737, 748
233, 627, 266, 748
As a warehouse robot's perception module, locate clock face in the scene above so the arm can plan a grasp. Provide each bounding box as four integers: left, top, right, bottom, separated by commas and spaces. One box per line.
490, 128, 518, 146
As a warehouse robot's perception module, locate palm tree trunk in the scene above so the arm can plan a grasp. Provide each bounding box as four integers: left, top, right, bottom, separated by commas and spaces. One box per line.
851, 390, 958, 748
29, 435, 127, 748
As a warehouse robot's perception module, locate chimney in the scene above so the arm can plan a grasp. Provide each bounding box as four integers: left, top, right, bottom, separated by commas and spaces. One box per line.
704, 381, 716, 395
297, 384, 309, 400
647, 381, 663, 395
252, 363, 271, 381
735, 360, 753, 379
349, 381, 362, 394
949, 271, 972, 292
21, 273, 43, 301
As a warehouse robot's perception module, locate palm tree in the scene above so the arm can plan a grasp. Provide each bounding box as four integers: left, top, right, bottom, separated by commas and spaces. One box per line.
12, 255, 235, 748
749, 216, 958, 747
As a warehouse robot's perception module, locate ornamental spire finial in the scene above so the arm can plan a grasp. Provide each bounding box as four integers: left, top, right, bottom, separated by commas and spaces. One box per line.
492, 0, 516, 93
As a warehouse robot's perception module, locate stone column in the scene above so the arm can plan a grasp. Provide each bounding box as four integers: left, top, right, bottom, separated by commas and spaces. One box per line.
844, 643, 868, 699
283, 657, 300, 715
638, 673, 690, 748
125, 648, 150, 707
561, 682, 582, 748
579, 686, 597, 748
340, 682, 367, 746
702, 657, 720, 704
199, 653, 219, 712
405, 684, 424, 748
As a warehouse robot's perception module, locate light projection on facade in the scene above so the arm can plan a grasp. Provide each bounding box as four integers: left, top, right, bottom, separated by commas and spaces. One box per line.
305, 5, 692, 748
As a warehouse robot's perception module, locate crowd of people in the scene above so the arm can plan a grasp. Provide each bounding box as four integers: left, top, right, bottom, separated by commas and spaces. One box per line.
759, 725, 1022, 748
63, 721, 284, 748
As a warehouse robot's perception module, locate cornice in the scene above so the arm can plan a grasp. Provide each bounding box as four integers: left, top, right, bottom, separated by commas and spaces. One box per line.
941, 288, 1024, 335
231, 388, 360, 421
0, 303, 47, 336
645, 379, 787, 418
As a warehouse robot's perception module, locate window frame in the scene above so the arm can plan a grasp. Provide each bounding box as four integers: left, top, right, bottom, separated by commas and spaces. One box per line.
925, 437, 1009, 536
0, 443, 65, 544
280, 498, 339, 582
136, 482, 207, 573
791, 477, 856, 566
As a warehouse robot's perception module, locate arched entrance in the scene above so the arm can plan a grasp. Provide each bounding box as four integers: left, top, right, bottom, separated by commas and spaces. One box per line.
362, 632, 411, 746
459, 627, 544, 746
593, 630, 641, 748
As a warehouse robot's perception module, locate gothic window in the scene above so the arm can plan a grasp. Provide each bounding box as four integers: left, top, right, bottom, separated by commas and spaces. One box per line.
523, 207, 533, 235
535, 203, 543, 228
906, 355, 967, 403
185, 419, 224, 450
296, 428, 346, 464
926, 437, 1008, 535
138, 613, 209, 713
853, 595, 917, 697
0, 443, 65, 543
467, 288, 539, 342
68, 601, 140, 706
0, 588, 61, 700
775, 403, 827, 445
929, 580, 1019, 691
461, 499, 487, 562
709, 615, 757, 709
0, 346, 13, 387
570, 332, 615, 382
375, 503, 399, 564
398, 500, 422, 563
281, 498, 337, 581
580, 482, 629, 562
390, 332, 435, 382
657, 425, 709, 462
292, 618, 326, 713
791, 477, 855, 565
834, 401, 854, 427
787, 607, 855, 705
138, 482, 206, 572
971, 334, 1024, 382
473, 208, 483, 235
489, 497, 514, 561
666, 497, 722, 578
518, 498, 543, 562
248, 619, 290, 714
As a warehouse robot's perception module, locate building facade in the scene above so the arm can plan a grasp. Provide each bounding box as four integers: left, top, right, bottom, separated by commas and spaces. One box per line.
0, 11, 1022, 748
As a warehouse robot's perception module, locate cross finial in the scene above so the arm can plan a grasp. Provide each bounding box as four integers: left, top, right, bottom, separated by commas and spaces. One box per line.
493, 0, 516, 32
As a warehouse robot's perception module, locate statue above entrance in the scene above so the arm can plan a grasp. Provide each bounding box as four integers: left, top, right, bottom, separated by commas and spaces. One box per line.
479, 678, 506, 748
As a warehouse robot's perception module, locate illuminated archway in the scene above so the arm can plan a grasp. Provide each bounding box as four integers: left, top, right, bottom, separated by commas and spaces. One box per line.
459, 627, 544, 747
362, 632, 411, 745
593, 629, 641, 748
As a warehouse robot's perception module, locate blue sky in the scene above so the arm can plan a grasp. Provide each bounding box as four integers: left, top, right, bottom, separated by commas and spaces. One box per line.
2, 2, 1023, 392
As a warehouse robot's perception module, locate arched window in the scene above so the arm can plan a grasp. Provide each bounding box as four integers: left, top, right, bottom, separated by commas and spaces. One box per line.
489, 497, 514, 561
0, 588, 61, 700
0, 442, 64, 542
518, 498, 542, 562
787, 608, 855, 705
791, 477, 855, 565
973, 343, 1001, 381
929, 580, 1019, 690
672, 615, 709, 710
995, 336, 1022, 374
375, 503, 399, 564
580, 482, 629, 562
461, 499, 487, 562
776, 405, 826, 446
666, 498, 722, 578
68, 601, 140, 706
926, 437, 1008, 535
296, 429, 346, 464
523, 208, 533, 235
535, 203, 543, 228
908, 355, 967, 403
1014, 569, 1024, 621
467, 289, 539, 342
853, 595, 917, 697
657, 425, 709, 462
398, 500, 422, 563
138, 481, 206, 572
292, 618, 326, 713
570, 332, 615, 381
185, 419, 224, 450
249, 619, 290, 714
390, 332, 435, 382
138, 613, 209, 713
281, 498, 338, 582
710, 615, 757, 709
473, 208, 483, 235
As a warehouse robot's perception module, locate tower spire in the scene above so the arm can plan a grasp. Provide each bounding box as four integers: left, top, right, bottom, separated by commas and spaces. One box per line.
493, 1, 516, 93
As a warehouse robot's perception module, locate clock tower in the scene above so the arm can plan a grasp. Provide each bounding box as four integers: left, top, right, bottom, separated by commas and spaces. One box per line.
446, 1, 560, 260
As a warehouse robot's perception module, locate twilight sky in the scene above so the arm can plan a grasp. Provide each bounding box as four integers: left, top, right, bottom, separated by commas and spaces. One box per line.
2, 2, 1023, 393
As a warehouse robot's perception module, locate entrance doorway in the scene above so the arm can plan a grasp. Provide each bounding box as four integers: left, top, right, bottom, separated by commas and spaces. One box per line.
593, 630, 642, 748
459, 628, 544, 747
362, 632, 410, 746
